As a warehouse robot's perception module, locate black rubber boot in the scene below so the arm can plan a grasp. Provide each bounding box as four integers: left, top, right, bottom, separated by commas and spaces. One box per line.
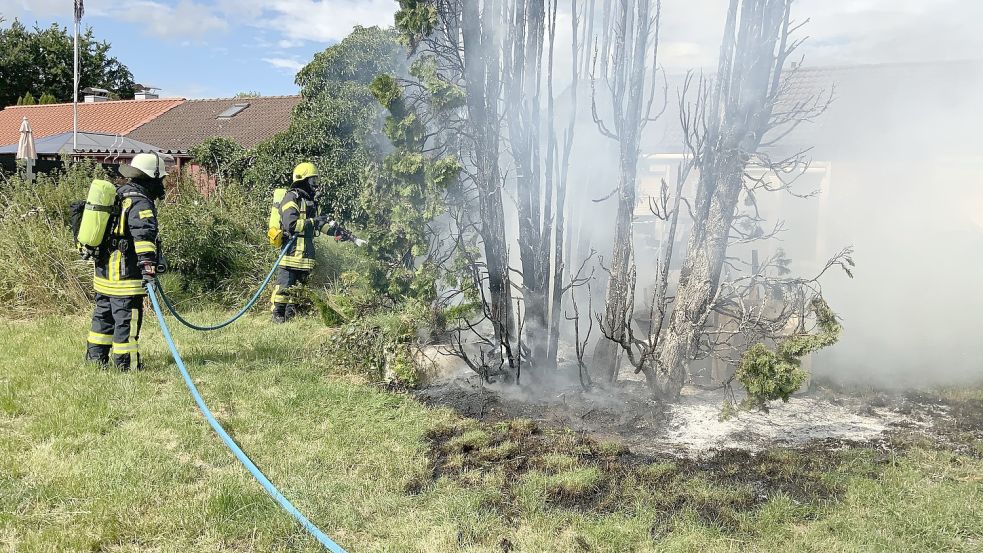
113, 353, 142, 372
85, 353, 109, 367
85, 345, 110, 367
284, 304, 299, 322
272, 302, 287, 324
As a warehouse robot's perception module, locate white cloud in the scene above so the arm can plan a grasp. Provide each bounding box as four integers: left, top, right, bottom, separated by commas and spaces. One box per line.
223, 0, 396, 44
277, 38, 305, 49
262, 57, 305, 73
0, 0, 89, 20
1, 0, 226, 40
118, 1, 226, 40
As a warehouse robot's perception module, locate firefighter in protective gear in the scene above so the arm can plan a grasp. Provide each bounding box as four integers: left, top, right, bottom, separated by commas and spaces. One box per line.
85, 153, 166, 370
271, 162, 353, 323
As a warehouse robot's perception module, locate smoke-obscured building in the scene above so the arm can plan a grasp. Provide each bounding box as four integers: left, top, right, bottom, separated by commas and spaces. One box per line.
633, 60, 983, 386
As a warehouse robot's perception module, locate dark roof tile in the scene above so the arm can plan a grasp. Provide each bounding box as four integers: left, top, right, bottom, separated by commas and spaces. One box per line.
126, 96, 301, 152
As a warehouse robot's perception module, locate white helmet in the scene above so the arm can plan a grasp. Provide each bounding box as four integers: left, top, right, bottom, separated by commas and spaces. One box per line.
120, 152, 169, 179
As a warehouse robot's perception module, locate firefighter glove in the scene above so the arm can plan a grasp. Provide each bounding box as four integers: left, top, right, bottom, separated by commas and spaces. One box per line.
141, 261, 157, 284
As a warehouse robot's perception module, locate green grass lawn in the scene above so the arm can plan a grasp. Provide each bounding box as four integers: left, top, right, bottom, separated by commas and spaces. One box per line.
1, 314, 981, 552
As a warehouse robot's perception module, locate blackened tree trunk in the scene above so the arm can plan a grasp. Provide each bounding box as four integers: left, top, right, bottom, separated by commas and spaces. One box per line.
546, 0, 580, 365
462, 0, 515, 357
504, 0, 549, 364
655, 0, 799, 399
591, 0, 662, 383
503, 0, 583, 371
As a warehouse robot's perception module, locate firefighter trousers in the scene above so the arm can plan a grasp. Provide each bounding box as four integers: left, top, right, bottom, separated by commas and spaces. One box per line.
271, 267, 310, 322
86, 293, 144, 370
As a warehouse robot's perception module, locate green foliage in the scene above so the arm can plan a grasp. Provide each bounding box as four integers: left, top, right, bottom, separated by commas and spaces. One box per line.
245, 26, 403, 221
738, 343, 809, 408
394, 1, 439, 49
369, 73, 401, 109
189, 137, 249, 183
718, 400, 738, 422
0, 160, 108, 317
428, 156, 463, 189
778, 298, 842, 358
317, 300, 434, 387
410, 57, 466, 111
234, 91, 261, 98
38, 91, 57, 104
0, 19, 134, 107
15, 92, 35, 105
737, 298, 843, 409
156, 177, 273, 303
363, 61, 460, 301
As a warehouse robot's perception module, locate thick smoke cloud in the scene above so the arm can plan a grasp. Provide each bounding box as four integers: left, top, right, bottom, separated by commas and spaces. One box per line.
548, 1, 983, 388
809, 62, 983, 387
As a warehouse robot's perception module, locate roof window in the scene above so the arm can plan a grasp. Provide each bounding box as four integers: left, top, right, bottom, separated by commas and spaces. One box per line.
217, 102, 250, 119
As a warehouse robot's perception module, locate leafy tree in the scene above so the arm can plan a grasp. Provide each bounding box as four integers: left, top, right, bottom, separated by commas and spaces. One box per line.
0, 19, 134, 107
365, 71, 460, 296
245, 26, 403, 221
38, 92, 57, 104
16, 92, 36, 106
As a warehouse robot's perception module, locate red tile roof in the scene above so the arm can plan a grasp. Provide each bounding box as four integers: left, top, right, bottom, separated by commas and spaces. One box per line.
0, 98, 185, 148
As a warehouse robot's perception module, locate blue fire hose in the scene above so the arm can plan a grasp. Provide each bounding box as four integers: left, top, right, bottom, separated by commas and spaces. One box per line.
145, 281, 349, 553
156, 236, 297, 331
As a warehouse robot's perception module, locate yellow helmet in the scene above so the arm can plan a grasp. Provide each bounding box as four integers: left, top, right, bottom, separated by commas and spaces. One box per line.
292, 162, 318, 183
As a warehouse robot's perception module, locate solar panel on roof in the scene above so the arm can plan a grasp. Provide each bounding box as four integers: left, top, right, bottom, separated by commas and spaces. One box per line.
217, 103, 250, 119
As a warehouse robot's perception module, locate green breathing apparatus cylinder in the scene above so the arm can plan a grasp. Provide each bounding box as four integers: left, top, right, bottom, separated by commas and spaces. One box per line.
77, 179, 117, 249
267, 187, 287, 247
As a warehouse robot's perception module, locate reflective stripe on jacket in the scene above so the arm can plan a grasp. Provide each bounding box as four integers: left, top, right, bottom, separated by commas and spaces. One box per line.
279, 187, 317, 271
93, 182, 159, 297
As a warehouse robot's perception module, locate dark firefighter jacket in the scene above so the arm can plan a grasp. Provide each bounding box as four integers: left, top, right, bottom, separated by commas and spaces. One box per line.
279, 186, 317, 271
93, 182, 159, 297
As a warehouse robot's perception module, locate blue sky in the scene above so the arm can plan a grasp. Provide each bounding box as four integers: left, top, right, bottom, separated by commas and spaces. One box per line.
0, 0, 397, 98
1, 0, 980, 100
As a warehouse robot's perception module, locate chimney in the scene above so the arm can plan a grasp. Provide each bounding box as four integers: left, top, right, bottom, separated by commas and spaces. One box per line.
82, 87, 110, 103
133, 84, 161, 100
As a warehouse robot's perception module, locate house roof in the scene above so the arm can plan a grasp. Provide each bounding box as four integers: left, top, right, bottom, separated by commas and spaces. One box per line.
0, 98, 185, 147
0, 131, 165, 156
126, 96, 302, 153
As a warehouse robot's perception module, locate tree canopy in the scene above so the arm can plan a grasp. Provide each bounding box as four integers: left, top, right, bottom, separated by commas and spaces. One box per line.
0, 19, 135, 107
245, 26, 404, 222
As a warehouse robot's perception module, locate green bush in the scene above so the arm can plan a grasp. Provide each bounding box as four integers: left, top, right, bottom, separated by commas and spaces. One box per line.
0, 160, 105, 317
188, 137, 249, 184
736, 298, 842, 409
0, 161, 282, 317
156, 176, 274, 303
314, 299, 434, 387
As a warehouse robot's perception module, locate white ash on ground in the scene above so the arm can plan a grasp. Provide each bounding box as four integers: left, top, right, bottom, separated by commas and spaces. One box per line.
415, 365, 939, 458
653, 386, 916, 456
412, 347, 963, 458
